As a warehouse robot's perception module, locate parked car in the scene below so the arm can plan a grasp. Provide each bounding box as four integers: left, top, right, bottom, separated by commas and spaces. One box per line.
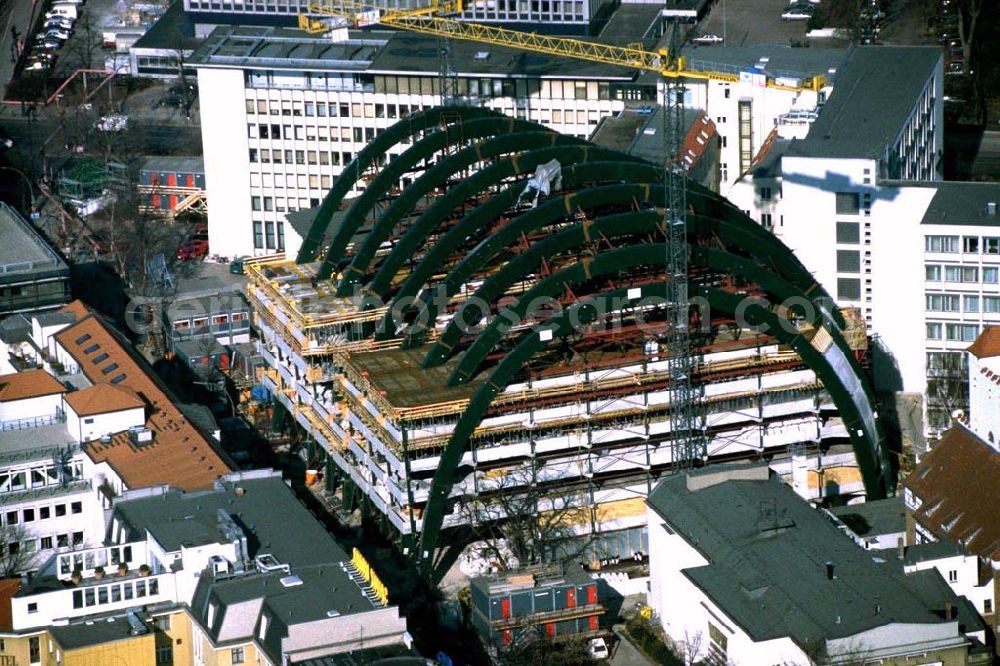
44, 17, 74, 29
782, 3, 814, 19
692, 33, 724, 44
45, 6, 77, 19
229, 256, 246, 275
33, 36, 62, 50
588, 638, 609, 660
24, 59, 50, 71
95, 114, 128, 132
176, 239, 209, 261
45, 27, 72, 39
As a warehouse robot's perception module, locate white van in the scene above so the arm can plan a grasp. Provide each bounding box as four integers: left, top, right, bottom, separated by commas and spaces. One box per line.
45, 5, 77, 19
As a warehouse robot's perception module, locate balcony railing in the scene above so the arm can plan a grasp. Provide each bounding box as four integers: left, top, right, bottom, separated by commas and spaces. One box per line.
0, 411, 66, 431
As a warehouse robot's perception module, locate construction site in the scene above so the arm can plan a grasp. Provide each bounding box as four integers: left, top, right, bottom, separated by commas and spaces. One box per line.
245, 104, 894, 582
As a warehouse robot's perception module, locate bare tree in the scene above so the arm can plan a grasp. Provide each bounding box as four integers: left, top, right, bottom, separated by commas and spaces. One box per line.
955, 0, 983, 76
0, 522, 34, 576
462, 466, 592, 571
64, 12, 103, 70
496, 626, 591, 666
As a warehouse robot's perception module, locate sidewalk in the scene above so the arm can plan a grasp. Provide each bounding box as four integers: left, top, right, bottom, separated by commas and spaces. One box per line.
0, 0, 43, 98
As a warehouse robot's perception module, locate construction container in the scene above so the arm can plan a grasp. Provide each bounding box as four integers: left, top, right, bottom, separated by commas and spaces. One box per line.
470, 568, 603, 647
138, 156, 205, 214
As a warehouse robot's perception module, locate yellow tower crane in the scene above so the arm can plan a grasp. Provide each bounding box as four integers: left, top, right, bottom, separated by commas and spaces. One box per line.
298, 0, 826, 92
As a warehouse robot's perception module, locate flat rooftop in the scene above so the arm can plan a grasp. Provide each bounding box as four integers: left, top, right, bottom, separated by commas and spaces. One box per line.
139, 155, 205, 174
192, 25, 638, 80
0, 203, 68, 279
789, 46, 942, 159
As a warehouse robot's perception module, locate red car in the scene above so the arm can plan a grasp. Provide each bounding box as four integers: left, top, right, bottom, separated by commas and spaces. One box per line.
176, 239, 208, 261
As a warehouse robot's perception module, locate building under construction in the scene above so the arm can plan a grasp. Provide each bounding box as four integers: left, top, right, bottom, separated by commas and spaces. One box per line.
245, 107, 893, 581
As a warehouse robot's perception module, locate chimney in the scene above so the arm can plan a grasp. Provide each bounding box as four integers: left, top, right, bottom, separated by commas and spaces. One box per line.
944, 601, 955, 619
897, 536, 905, 560
988, 202, 997, 216
825, 562, 834, 580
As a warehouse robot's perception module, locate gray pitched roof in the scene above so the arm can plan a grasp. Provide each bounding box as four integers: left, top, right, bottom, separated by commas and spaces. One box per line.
789, 46, 941, 159
647, 466, 974, 652
918, 182, 1000, 227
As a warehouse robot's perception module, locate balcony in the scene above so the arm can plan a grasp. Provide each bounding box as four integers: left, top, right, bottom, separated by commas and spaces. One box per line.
0, 411, 66, 432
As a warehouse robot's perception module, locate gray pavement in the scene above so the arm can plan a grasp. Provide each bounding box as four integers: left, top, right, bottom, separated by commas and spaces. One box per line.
610, 624, 656, 666
1, 0, 44, 96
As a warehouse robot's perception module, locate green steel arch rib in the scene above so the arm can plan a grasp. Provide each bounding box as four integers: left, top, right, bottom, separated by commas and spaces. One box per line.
297, 105, 506, 264
417, 281, 668, 579
335, 131, 587, 295
314, 116, 550, 281
366, 156, 651, 299
416, 280, 891, 579
442, 216, 837, 387
449, 243, 667, 386
376, 157, 658, 340
422, 182, 845, 367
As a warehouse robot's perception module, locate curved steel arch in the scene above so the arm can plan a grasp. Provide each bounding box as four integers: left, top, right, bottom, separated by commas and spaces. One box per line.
314, 116, 550, 281
416, 280, 891, 578
297, 105, 506, 263
417, 281, 669, 578
335, 131, 588, 294
424, 184, 841, 369
377, 157, 660, 340
366, 156, 652, 299
441, 215, 836, 387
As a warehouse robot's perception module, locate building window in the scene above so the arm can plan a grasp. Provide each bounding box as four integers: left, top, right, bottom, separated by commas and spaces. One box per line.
926, 294, 960, 312
985, 267, 999, 284
837, 278, 861, 301
29, 637, 39, 663
925, 235, 959, 253
948, 569, 958, 582
761, 213, 772, 228
40, 536, 52, 549
964, 295, 980, 312
836, 222, 860, 244
964, 236, 980, 253
759, 187, 772, 201
39, 507, 49, 520
231, 647, 245, 664
22, 509, 34, 522
946, 324, 978, 342
986, 599, 993, 614
71, 502, 82, 514
253, 221, 263, 249
27, 602, 37, 614
835, 192, 860, 215
985, 237, 1000, 254
945, 265, 978, 282
836, 250, 860, 273
251, 196, 261, 211
985, 296, 1000, 313
155, 644, 173, 665
925, 265, 941, 281
926, 323, 942, 340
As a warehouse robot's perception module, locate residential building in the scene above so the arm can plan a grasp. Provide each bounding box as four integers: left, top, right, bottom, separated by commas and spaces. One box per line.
192, 23, 843, 259
128, 1, 200, 79
826, 495, 906, 551
0, 203, 70, 316
471, 568, 603, 651
647, 465, 990, 665
903, 422, 1000, 636
0, 470, 412, 665
0, 300, 236, 573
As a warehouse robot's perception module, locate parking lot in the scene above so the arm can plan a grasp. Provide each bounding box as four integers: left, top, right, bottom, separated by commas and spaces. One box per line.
692, 0, 833, 49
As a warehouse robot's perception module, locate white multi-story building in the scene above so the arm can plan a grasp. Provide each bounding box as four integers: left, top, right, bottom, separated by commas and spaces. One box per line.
192, 22, 847, 259
723, 47, 1000, 430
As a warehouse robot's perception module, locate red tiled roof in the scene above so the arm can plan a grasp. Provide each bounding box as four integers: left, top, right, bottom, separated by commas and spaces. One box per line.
0, 368, 65, 402
64, 384, 144, 417
903, 423, 1000, 560
968, 326, 1000, 359
54, 301, 233, 492
678, 111, 717, 171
